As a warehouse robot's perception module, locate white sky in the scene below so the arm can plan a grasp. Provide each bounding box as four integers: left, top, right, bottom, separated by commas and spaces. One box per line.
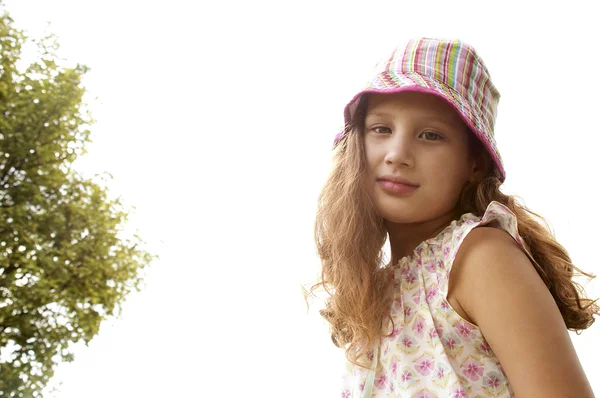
3, 0, 599, 396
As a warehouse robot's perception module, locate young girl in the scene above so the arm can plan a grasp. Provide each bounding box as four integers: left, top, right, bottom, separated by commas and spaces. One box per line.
309, 38, 598, 397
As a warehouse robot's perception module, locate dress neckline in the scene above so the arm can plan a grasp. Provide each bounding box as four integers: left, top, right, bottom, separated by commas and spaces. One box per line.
392, 211, 476, 266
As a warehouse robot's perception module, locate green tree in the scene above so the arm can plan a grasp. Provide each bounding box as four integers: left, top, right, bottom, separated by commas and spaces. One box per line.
0, 9, 154, 397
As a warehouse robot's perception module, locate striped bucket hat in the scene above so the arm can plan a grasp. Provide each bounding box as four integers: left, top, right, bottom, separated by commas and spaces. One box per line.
335, 38, 505, 181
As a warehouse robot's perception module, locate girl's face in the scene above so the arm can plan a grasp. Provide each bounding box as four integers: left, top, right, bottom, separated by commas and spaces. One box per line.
363, 91, 476, 224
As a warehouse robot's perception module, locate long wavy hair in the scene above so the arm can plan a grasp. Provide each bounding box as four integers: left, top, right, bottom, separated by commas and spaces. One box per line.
305, 96, 600, 369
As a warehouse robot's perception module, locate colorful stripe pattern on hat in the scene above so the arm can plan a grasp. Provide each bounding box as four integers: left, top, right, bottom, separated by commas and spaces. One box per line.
337, 38, 505, 181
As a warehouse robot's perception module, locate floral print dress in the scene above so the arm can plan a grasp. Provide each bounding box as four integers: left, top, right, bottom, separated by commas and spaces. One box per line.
341, 201, 535, 398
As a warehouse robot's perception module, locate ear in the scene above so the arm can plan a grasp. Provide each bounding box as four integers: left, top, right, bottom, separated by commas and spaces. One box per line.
469, 150, 492, 183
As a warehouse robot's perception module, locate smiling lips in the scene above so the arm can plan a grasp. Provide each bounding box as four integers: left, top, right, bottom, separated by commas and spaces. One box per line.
377, 175, 419, 195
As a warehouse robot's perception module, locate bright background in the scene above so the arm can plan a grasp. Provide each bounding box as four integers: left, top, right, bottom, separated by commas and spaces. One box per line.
2, 0, 599, 396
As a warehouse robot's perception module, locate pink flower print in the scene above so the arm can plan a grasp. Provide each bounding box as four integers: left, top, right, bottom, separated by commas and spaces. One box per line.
413, 390, 437, 398
443, 246, 451, 257
425, 261, 436, 273
462, 358, 484, 381
359, 382, 365, 392
455, 321, 474, 341
374, 373, 388, 390
401, 336, 414, 349
426, 287, 439, 303
428, 327, 438, 341
441, 334, 463, 357
434, 366, 445, 379
451, 386, 468, 398
383, 344, 389, 357
483, 371, 507, 394
413, 316, 426, 338
412, 291, 422, 305
366, 349, 374, 361
403, 271, 416, 284
443, 335, 457, 351
404, 306, 412, 318
437, 301, 450, 316
341, 390, 351, 398
391, 357, 399, 375
415, 356, 435, 376
485, 373, 501, 389
389, 326, 400, 340
479, 340, 493, 356
400, 369, 413, 382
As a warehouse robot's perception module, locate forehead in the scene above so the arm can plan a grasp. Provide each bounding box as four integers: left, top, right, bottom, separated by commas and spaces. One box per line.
365, 91, 463, 124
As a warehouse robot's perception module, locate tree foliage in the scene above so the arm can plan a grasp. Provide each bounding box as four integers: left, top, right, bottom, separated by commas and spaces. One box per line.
0, 9, 154, 397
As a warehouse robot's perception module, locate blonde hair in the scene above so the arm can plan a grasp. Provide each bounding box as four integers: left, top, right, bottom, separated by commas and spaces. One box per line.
305, 102, 599, 369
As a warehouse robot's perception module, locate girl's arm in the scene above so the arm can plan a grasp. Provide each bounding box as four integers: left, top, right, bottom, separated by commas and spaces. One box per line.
451, 226, 595, 398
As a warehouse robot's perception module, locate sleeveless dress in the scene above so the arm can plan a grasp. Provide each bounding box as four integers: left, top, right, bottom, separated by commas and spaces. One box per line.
340, 201, 536, 398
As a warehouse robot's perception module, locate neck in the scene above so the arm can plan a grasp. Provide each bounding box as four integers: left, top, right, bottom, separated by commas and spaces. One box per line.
386, 210, 457, 265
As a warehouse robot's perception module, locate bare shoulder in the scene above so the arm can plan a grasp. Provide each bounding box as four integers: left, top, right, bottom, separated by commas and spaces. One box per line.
450, 226, 594, 397
448, 226, 525, 319
450, 226, 530, 297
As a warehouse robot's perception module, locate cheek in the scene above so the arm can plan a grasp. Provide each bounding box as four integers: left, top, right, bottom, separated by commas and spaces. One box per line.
423, 152, 471, 187
364, 145, 381, 172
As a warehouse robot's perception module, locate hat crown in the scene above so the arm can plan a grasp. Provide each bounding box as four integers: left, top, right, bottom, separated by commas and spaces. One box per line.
370, 38, 500, 135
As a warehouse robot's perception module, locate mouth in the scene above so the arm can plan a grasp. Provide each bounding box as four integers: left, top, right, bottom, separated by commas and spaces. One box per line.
376, 179, 419, 195
377, 176, 420, 187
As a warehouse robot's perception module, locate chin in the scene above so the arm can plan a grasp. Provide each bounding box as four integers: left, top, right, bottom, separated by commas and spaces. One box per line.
379, 212, 422, 224
374, 200, 425, 224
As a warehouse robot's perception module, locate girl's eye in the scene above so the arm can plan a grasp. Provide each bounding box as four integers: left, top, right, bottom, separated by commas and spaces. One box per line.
420, 131, 443, 141
372, 126, 392, 134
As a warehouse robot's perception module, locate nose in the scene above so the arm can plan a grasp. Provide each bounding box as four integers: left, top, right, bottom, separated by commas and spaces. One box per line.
384, 132, 414, 167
